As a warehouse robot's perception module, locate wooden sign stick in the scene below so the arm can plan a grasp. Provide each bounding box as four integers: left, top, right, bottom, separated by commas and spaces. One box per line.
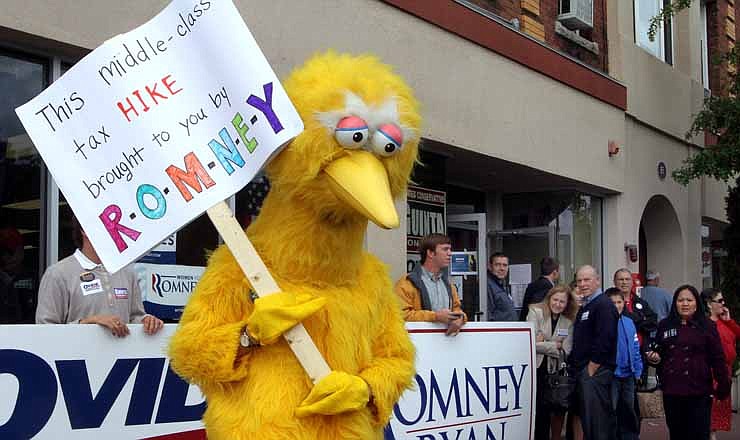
207, 200, 331, 384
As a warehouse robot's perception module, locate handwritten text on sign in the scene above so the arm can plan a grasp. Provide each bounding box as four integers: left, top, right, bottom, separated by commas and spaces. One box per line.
15, 0, 303, 273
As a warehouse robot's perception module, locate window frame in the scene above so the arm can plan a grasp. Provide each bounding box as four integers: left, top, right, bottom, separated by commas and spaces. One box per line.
633, 0, 674, 65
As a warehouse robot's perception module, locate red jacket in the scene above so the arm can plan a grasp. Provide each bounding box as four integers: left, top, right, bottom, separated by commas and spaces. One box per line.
716, 318, 740, 372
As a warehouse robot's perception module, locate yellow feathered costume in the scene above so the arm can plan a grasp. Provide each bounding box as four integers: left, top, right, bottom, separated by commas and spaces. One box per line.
169, 52, 421, 439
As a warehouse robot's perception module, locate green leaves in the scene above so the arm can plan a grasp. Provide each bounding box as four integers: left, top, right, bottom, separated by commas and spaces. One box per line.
672, 47, 740, 185
648, 0, 693, 41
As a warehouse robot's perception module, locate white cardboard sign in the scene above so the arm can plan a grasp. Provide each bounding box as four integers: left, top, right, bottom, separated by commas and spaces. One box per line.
15, 0, 303, 273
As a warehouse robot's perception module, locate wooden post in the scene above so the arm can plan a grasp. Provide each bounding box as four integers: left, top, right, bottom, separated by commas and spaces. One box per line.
207, 200, 331, 384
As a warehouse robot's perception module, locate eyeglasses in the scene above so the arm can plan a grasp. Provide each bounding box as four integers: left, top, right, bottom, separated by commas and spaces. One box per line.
712, 298, 726, 305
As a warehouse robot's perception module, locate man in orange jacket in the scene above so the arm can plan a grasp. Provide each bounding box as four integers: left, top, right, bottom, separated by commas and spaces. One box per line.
395, 233, 467, 336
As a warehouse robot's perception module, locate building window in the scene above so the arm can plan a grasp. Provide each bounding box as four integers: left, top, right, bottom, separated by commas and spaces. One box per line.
634, 0, 673, 64
0, 51, 48, 323
699, 0, 710, 93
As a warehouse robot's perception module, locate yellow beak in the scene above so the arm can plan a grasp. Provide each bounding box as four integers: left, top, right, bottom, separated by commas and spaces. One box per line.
324, 150, 399, 229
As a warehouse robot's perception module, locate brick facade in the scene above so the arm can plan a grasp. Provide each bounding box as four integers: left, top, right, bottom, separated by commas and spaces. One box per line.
541, 0, 608, 72
707, 0, 738, 95
464, 0, 608, 72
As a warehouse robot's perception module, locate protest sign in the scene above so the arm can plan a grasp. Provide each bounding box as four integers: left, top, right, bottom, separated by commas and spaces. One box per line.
16, 0, 332, 383
0, 323, 534, 439
15, 0, 303, 274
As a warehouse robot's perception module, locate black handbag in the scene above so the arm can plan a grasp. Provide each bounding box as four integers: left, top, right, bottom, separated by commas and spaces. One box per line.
542, 349, 576, 411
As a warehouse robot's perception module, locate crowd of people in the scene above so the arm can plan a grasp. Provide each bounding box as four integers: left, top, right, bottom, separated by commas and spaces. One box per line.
397, 233, 739, 440
6, 222, 738, 440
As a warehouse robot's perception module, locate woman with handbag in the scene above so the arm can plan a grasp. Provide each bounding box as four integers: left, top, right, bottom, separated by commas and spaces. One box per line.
527, 285, 578, 440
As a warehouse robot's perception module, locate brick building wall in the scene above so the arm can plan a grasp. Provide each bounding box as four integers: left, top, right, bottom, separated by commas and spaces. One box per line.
707, 0, 738, 95
541, 0, 608, 72
462, 0, 608, 72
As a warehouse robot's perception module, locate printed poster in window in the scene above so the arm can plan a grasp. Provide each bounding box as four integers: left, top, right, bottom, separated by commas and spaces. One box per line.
406, 185, 446, 272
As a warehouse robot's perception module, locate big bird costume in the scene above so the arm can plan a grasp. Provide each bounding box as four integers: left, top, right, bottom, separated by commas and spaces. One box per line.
169, 52, 421, 439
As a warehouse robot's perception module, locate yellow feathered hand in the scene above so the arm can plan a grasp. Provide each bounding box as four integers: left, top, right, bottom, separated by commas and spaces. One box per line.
247, 291, 326, 345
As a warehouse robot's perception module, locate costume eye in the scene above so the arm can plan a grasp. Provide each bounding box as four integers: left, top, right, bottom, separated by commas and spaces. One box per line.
335, 116, 369, 149
370, 123, 403, 157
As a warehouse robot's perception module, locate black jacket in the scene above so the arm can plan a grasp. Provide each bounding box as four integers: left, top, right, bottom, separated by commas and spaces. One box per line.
519, 276, 554, 321
571, 291, 619, 371
623, 294, 658, 349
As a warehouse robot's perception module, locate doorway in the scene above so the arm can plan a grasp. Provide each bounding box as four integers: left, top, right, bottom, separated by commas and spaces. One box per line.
638, 195, 683, 290
447, 213, 487, 321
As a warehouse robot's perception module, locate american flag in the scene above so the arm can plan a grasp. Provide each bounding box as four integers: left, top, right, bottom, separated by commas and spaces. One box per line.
237, 174, 271, 228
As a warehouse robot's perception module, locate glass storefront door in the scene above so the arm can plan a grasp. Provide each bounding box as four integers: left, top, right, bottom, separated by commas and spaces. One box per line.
494, 193, 603, 312
0, 52, 47, 323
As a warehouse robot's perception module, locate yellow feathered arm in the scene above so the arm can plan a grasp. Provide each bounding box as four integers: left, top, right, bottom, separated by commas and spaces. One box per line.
354, 263, 416, 426
168, 246, 255, 385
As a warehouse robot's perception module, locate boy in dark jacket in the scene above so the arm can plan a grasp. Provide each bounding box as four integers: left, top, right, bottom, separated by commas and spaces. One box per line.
606, 288, 643, 440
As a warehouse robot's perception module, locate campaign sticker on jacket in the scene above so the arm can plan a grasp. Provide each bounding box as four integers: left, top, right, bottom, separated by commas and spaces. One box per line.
79, 271, 95, 282
635, 303, 643, 310
113, 288, 129, 299
556, 328, 569, 337
581, 311, 590, 321
80, 279, 104, 296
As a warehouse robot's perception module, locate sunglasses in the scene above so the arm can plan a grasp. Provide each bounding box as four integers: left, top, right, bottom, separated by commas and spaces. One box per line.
712, 298, 726, 305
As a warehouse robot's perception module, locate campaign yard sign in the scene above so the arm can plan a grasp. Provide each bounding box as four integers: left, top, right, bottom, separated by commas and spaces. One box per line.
15, 0, 303, 273
385, 322, 536, 440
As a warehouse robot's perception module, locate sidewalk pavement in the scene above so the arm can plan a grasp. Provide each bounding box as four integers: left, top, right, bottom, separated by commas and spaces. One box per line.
640, 411, 740, 439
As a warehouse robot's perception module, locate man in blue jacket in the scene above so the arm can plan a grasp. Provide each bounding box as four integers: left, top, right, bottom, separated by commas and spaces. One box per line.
570, 265, 618, 440
486, 252, 517, 321
606, 288, 643, 440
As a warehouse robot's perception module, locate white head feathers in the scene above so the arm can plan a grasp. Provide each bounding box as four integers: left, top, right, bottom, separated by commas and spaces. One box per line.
315, 91, 417, 143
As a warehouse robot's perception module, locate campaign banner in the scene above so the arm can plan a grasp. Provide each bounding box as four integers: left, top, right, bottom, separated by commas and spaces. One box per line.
15, 0, 303, 274
385, 322, 536, 440
139, 234, 177, 264
0, 323, 534, 439
0, 325, 205, 439
136, 263, 205, 320
406, 186, 446, 272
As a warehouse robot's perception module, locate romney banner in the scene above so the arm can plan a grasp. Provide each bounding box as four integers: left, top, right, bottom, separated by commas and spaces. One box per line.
0, 322, 535, 439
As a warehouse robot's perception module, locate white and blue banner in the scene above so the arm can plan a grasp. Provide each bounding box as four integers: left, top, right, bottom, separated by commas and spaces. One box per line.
385, 322, 536, 440
0, 323, 535, 439
139, 234, 177, 265
137, 263, 205, 320
0, 325, 204, 440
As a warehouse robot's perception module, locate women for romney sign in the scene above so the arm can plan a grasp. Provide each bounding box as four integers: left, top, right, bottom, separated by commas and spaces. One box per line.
15, 0, 303, 273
